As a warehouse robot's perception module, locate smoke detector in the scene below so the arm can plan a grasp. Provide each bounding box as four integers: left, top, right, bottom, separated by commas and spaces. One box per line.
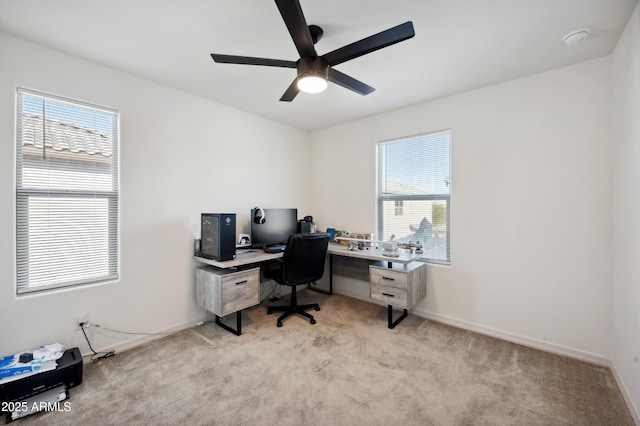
562, 28, 591, 46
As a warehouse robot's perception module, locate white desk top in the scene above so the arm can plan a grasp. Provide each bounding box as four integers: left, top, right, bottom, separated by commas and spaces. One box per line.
326, 243, 425, 264
194, 249, 283, 269
194, 243, 425, 269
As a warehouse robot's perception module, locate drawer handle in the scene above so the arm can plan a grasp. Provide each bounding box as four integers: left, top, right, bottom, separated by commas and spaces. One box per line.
382, 277, 395, 281
235, 280, 248, 285
382, 292, 395, 297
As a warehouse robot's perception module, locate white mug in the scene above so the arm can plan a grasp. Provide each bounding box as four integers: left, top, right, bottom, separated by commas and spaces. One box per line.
382, 241, 397, 251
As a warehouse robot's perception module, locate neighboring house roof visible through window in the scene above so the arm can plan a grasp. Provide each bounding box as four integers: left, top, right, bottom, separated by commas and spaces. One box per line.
21, 113, 113, 157
381, 181, 428, 196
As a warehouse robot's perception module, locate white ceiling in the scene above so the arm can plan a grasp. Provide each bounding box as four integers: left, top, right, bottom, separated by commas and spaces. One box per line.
0, 0, 636, 131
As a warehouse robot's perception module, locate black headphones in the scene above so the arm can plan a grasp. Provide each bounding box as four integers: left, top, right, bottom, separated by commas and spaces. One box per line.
253, 207, 265, 224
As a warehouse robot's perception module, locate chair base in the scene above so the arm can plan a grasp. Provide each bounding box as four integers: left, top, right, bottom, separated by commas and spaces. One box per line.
267, 303, 320, 327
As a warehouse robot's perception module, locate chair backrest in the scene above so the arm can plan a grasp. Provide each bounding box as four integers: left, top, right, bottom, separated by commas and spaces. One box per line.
281, 233, 330, 285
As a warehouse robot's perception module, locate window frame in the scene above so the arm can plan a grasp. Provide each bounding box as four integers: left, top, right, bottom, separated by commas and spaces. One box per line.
15, 88, 120, 294
376, 130, 451, 265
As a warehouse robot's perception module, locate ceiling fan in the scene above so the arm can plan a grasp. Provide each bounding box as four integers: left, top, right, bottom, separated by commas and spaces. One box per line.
210, 0, 415, 102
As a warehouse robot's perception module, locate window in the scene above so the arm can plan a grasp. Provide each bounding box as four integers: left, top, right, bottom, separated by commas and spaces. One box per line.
394, 200, 404, 216
16, 88, 119, 294
377, 130, 451, 264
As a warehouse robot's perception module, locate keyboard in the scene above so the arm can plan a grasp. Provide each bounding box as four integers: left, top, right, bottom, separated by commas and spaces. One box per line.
263, 245, 286, 253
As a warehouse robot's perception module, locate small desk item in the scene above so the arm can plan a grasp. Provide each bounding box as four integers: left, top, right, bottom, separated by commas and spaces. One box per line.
263, 244, 286, 253
195, 266, 260, 335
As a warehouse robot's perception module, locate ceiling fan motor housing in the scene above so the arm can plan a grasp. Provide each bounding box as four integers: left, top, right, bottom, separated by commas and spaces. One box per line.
308, 24, 323, 44
297, 56, 329, 79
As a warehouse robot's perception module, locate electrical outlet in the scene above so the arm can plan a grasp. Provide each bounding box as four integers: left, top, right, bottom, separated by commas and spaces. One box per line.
74, 313, 88, 330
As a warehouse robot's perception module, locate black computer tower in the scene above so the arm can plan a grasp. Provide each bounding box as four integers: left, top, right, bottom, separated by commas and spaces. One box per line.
201, 213, 236, 261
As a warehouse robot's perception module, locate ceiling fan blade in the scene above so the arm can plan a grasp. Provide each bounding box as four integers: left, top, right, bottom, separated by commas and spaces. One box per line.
323, 21, 415, 67
279, 78, 300, 102
275, 0, 317, 58
328, 68, 375, 96
211, 54, 296, 68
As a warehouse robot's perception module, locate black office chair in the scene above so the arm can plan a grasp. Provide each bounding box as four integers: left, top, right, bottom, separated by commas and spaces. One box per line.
265, 233, 330, 327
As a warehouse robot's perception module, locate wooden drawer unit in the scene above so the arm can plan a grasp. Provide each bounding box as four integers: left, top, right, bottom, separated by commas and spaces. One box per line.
370, 261, 426, 309
196, 266, 260, 316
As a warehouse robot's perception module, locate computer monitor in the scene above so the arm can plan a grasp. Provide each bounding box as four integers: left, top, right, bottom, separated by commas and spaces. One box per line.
251, 208, 298, 247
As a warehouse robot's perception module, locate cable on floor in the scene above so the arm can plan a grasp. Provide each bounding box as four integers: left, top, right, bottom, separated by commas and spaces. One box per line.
79, 323, 115, 362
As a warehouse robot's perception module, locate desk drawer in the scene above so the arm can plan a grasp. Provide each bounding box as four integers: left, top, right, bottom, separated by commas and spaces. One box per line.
370, 283, 408, 308
370, 267, 408, 289
196, 267, 260, 317
220, 269, 260, 315
369, 262, 427, 310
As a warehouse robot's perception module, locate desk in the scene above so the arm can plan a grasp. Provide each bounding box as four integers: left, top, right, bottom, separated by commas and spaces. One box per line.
195, 244, 424, 270
194, 244, 427, 332
326, 243, 425, 268
325, 245, 426, 328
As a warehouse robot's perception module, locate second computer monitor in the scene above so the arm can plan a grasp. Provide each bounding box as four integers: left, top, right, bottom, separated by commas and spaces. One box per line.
251, 208, 298, 247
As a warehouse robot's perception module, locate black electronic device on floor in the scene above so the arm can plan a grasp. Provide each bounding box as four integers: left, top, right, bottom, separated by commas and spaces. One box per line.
0, 347, 83, 423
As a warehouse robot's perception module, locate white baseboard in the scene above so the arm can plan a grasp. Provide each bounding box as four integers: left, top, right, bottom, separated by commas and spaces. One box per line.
78, 319, 200, 361
335, 287, 610, 366
412, 307, 611, 366
610, 363, 640, 425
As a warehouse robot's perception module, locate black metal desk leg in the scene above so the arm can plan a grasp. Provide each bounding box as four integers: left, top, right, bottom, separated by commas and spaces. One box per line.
388, 305, 408, 329
215, 311, 242, 336
329, 253, 333, 294
308, 254, 333, 295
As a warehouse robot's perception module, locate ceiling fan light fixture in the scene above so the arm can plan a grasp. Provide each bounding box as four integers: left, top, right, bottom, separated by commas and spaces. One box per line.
297, 73, 328, 93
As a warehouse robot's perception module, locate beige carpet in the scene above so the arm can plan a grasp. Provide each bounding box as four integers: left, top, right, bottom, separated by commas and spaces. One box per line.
16, 291, 634, 425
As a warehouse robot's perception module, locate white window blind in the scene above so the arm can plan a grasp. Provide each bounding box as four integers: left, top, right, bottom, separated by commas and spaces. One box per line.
377, 130, 451, 264
16, 88, 119, 294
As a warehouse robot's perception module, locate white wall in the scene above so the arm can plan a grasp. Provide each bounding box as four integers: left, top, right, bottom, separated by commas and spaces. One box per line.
310, 57, 613, 363
612, 3, 640, 422
0, 33, 311, 355
2, 22, 636, 416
